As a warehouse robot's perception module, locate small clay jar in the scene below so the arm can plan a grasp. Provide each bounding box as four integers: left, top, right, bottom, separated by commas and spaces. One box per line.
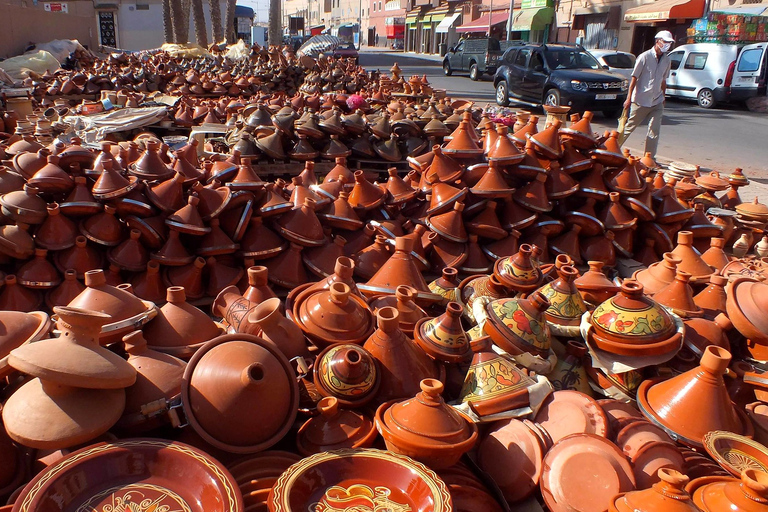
247, 297, 309, 360
375, 378, 478, 470
296, 397, 377, 456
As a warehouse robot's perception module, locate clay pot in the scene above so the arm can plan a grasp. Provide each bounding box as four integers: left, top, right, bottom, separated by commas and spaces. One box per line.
692, 469, 768, 512
428, 267, 461, 306
296, 397, 377, 455
247, 297, 308, 360
164, 256, 206, 299
143, 287, 222, 359
611, 469, 698, 512
276, 198, 325, 247
694, 275, 728, 320
484, 291, 552, 358
296, 282, 374, 348
653, 270, 703, 318
494, 243, 543, 293
414, 302, 471, 363
726, 277, 768, 361
348, 170, 386, 211
368, 285, 427, 334
683, 314, 732, 359
670, 231, 715, 283
575, 260, 619, 305
213, 285, 258, 334
361, 236, 438, 304
263, 242, 309, 289
130, 260, 166, 304
460, 274, 507, 324
239, 217, 288, 260
181, 333, 299, 453
17, 248, 61, 289
363, 307, 442, 403
116, 330, 186, 434
35, 203, 78, 251
634, 253, 683, 296
637, 346, 750, 448
0, 184, 48, 224
537, 265, 587, 334
375, 378, 478, 469
53, 236, 104, 279
45, 268, 85, 309
313, 343, 381, 408
242, 266, 277, 303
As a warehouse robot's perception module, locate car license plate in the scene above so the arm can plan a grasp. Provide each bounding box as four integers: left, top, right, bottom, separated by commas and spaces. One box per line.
596, 93, 617, 100
739, 76, 753, 82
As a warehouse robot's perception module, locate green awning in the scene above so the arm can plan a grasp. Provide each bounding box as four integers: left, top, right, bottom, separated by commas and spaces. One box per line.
512, 6, 554, 31
406, 14, 419, 25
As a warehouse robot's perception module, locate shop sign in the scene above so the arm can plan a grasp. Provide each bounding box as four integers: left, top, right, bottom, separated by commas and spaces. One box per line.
625, 10, 669, 21
521, 0, 553, 9
44, 2, 68, 12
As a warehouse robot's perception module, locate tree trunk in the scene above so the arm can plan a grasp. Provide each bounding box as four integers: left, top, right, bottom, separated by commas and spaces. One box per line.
224, 0, 237, 43
179, 0, 192, 44
268, 0, 280, 48
170, 0, 184, 43
209, 0, 223, 43
192, 0, 208, 47
163, 0, 174, 43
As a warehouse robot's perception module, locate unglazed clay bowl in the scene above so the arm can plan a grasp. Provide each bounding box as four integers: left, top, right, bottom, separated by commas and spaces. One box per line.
267, 448, 453, 512
11, 438, 243, 512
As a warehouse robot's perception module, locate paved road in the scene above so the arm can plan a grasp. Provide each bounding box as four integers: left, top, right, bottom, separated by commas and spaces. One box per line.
359, 51, 768, 182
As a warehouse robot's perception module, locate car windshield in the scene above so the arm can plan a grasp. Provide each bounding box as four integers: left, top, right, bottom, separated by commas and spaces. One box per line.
543, 49, 601, 70
602, 53, 635, 69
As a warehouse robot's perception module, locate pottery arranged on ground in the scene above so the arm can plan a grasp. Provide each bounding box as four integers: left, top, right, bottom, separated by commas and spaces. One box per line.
1, 44, 768, 512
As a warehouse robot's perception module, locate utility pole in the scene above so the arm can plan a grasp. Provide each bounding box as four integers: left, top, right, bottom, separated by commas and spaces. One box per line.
506, 0, 514, 40
488, 0, 494, 35
269, 0, 281, 45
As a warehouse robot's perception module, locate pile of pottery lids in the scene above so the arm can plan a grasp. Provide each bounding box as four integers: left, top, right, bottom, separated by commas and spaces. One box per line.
3, 103, 768, 512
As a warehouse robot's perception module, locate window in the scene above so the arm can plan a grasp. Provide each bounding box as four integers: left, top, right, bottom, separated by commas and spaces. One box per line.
373, 3, 375, 10
543, 48, 600, 70
529, 51, 544, 70
514, 48, 530, 67
738, 48, 764, 73
684, 52, 708, 70
504, 49, 517, 64
379, 2, 382, 11
668, 50, 684, 70
601, 53, 635, 69
135, 4, 149, 9
454, 41, 464, 52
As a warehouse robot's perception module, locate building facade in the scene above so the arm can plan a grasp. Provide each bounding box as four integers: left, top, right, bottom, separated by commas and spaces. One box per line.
368, 0, 407, 48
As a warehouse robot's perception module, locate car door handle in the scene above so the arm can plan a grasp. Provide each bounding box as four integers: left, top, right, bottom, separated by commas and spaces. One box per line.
671, 72, 676, 76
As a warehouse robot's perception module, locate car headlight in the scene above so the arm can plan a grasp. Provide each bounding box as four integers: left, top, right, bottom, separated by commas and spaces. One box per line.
621, 80, 629, 91
571, 80, 588, 92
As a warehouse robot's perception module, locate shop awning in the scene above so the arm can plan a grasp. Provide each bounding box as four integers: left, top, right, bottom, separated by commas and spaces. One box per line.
386, 24, 406, 37
624, 0, 704, 22
406, 14, 420, 25
456, 11, 509, 32
436, 12, 462, 33
573, 5, 611, 15
711, 4, 768, 16
512, 6, 554, 30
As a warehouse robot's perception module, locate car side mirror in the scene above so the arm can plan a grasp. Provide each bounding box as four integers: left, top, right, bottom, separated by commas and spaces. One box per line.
603, 65, 610, 70
534, 64, 544, 72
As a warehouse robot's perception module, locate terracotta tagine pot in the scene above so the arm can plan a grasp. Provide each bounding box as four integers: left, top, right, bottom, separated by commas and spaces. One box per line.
181, 333, 299, 453
484, 291, 552, 358
143, 286, 222, 359
116, 329, 186, 434
588, 280, 681, 358
53, 236, 104, 279
460, 273, 508, 324
35, 203, 78, 251
575, 260, 619, 306
296, 282, 374, 348
313, 343, 381, 408
363, 307, 442, 403
652, 270, 703, 318
296, 397, 377, 456
368, 284, 427, 334
670, 231, 715, 283
637, 346, 751, 448
611, 469, 699, 512
692, 469, 768, 512
494, 243, 544, 293
247, 297, 309, 360
242, 265, 277, 303
726, 277, 768, 361
634, 253, 683, 296
375, 378, 478, 470
537, 264, 587, 336
413, 302, 471, 364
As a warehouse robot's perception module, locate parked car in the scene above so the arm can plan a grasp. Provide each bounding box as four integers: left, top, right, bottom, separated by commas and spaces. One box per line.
443, 38, 505, 81
493, 43, 628, 117
324, 42, 359, 63
588, 49, 636, 79
665, 42, 767, 108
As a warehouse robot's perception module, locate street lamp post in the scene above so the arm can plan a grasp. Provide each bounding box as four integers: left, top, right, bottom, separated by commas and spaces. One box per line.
506, 0, 514, 40
488, 0, 493, 35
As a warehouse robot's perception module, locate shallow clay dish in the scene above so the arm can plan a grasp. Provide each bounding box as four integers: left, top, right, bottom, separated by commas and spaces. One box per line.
0, 311, 50, 379
540, 433, 635, 512
703, 430, 768, 477
11, 438, 243, 512
267, 448, 452, 512
534, 390, 609, 444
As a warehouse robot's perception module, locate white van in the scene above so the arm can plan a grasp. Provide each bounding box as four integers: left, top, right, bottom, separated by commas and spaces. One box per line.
665, 42, 767, 108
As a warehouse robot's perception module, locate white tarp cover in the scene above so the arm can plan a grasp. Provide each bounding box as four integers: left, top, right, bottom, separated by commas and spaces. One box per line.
0, 51, 60, 80
297, 35, 342, 57
61, 107, 168, 143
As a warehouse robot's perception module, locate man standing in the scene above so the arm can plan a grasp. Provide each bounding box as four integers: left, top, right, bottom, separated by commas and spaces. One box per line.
618, 31, 674, 157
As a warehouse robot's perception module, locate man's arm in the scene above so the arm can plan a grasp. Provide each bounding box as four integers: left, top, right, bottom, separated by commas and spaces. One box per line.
624, 76, 638, 109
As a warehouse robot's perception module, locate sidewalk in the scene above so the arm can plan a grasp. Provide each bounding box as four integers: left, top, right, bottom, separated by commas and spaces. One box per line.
360, 46, 444, 62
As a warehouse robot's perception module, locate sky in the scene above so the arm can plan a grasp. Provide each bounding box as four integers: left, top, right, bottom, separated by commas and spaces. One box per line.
238, 0, 270, 25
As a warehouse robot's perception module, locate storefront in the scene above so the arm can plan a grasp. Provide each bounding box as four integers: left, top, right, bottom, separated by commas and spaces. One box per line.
511, 0, 554, 42
689, 8, 768, 43
571, 5, 622, 49
623, 0, 705, 55
435, 11, 462, 55
455, 10, 510, 35
385, 17, 406, 48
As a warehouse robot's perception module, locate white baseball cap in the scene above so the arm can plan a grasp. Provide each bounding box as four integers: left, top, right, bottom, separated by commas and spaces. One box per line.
655, 30, 675, 42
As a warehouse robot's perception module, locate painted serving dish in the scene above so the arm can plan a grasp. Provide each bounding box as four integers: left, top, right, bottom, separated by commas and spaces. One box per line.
267, 448, 452, 512
703, 431, 768, 477
11, 438, 243, 512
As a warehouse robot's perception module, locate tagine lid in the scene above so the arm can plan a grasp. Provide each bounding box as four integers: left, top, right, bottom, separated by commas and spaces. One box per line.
591, 280, 676, 344
313, 343, 381, 407
10, 438, 243, 512
181, 333, 299, 453
297, 282, 374, 345
296, 397, 377, 455
694, 469, 768, 512
379, 379, 478, 449
268, 448, 453, 512
413, 302, 471, 363
540, 433, 636, 512
9, 306, 137, 389
484, 292, 552, 358
616, 469, 699, 512
67, 269, 153, 325
0, 310, 50, 378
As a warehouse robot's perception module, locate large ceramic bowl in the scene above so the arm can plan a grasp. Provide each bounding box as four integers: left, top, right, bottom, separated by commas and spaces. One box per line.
11, 438, 243, 512
267, 448, 452, 512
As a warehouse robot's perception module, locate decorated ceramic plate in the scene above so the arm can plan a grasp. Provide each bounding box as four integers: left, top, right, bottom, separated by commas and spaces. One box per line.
12, 438, 243, 512
267, 448, 452, 512
703, 430, 768, 477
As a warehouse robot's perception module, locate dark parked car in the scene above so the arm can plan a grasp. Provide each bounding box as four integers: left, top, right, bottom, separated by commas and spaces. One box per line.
443, 38, 504, 81
324, 42, 359, 63
493, 43, 629, 117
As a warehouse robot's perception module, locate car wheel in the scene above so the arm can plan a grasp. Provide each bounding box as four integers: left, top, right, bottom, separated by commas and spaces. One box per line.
544, 88, 561, 107
496, 80, 510, 106
469, 63, 480, 81
697, 88, 716, 109
443, 61, 452, 76
602, 109, 622, 119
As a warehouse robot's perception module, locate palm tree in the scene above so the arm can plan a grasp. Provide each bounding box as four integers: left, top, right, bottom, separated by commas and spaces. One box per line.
224, 0, 237, 42
180, 0, 192, 43
162, 0, 174, 42
170, 0, 184, 43
192, 0, 208, 47
268, 0, 280, 48
209, 0, 223, 43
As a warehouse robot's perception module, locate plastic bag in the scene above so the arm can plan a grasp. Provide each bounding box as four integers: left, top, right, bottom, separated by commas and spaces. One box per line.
0, 51, 60, 80
617, 107, 629, 135
224, 40, 250, 61
160, 43, 210, 59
